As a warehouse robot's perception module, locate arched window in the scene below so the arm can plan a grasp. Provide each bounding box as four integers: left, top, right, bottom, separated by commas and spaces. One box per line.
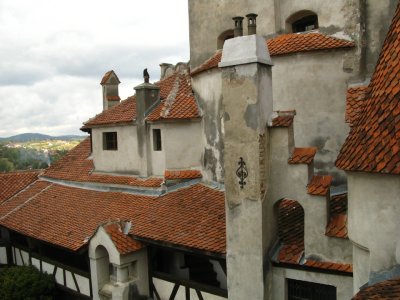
286, 10, 319, 33
217, 29, 234, 49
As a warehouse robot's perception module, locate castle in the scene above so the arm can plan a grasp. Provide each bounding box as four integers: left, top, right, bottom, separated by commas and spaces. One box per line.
0, 0, 399, 299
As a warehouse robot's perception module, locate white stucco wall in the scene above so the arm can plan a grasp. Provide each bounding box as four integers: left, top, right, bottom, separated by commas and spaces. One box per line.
272, 267, 353, 300
0, 246, 7, 264
92, 125, 144, 175
272, 50, 352, 182
347, 172, 400, 284
148, 121, 202, 175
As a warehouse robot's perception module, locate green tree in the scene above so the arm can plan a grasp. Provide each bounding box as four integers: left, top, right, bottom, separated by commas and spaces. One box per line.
0, 158, 14, 172
0, 265, 56, 300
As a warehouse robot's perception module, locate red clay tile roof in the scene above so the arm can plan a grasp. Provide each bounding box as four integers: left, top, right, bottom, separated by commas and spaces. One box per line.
304, 260, 353, 274
336, 3, 400, 174
82, 96, 136, 128
147, 73, 200, 121
0, 170, 40, 203
271, 115, 294, 127
288, 147, 317, 164
106, 95, 121, 101
43, 138, 163, 188
191, 33, 354, 75
326, 214, 348, 239
84, 71, 200, 128
277, 199, 304, 264
307, 175, 332, 196
104, 223, 144, 255
326, 193, 348, 239
352, 277, 400, 299
190, 50, 222, 76
0, 182, 226, 254
164, 170, 202, 180
345, 86, 369, 126
100, 70, 120, 85
266, 33, 354, 56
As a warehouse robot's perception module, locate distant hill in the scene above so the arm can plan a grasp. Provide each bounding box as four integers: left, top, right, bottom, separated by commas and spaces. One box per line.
0, 133, 87, 142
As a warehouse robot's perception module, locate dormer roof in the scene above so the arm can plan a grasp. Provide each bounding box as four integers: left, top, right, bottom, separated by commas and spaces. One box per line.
100, 70, 121, 85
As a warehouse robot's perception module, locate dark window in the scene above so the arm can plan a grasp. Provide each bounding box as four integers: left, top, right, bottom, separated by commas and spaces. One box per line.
153, 129, 162, 151
103, 132, 118, 150
292, 14, 318, 33
288, 279, 336, 300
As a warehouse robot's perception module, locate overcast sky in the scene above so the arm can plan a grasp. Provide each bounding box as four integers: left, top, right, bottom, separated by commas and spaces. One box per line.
0, 0, 190, 137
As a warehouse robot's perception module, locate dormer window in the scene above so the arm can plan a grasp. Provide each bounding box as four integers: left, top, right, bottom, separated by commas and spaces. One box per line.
103, 132, 118, 150
286, 11, 319, 33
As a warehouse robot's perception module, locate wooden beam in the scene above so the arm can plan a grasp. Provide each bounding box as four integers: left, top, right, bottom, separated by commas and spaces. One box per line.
169, 283, 180, 300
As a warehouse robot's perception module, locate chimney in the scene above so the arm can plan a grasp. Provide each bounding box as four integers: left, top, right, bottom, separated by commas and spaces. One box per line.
233, 16, 244, 37
246, 13, 258, 35
134, 69, 160, 122
160, 63, 173, 80
100, 70, 121, 111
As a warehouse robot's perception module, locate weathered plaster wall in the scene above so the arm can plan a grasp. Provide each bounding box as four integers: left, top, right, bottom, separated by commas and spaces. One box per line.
268, 126, 352, 263
192, 69, 224, 183
365, 0, 398, 76
272, 267, 353, 299
347, 172, 400, 281
92, 125, 144, 175
189, 0, 276, 68
352, 244, 370, 293
272, 51, 353, 182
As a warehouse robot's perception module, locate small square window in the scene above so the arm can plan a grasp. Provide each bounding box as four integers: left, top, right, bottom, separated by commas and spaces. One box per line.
153, 129, 162, 151
103, 132, 118, 150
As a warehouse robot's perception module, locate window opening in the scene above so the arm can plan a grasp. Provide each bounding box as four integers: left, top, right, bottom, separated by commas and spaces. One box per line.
287, 279, 336, 300
103, 132, 118, 150
286, 11, 319, 33
153, 129, 162, 151
217, 29, 234, 49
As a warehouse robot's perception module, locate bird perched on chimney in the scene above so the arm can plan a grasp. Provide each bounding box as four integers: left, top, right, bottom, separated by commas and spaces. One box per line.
143, 68, 150, 83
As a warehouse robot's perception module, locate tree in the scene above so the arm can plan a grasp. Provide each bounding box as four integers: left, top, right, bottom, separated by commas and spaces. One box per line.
0, 158, 14, 172
0, 265, 56, 300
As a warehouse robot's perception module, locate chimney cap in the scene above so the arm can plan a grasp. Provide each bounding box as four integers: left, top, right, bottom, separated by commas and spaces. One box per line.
246, 13, 258, 18
232, 16, 244, 21
100, 70, 121, 85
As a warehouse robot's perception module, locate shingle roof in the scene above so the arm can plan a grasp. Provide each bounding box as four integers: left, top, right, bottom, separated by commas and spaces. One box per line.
83, 70, 200, 128
303, 260, 353, 273
336, 2, 400, 174
307, 175, 332, 196
0, 170, 40, 203
0, 182, 226, 254
100, 70, 120, 85
345, 86, 369, 126
43, 138, 163, 188
104, 222, 144, 255
288, 147, 317, 164
326, 193, 348, 239
352, 277, 400, 299
191, 33, 355, 75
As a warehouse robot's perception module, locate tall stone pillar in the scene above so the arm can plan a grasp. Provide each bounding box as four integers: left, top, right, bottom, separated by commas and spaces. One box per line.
219, 35, 273, 300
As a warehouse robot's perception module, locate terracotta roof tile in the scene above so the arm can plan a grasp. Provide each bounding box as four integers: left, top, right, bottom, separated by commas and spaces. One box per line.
336, 2, 400, 175
277, 244, 304, 264
0, 170, 40, 203
352, 277, 400, 299
43, 138, 163, 188
82, 96, 136, 128
100, 70, 120, 85
164, 170, 202, 180
346, 86, 369, 126
191, 33, 354, 75
104, 223, 143, 255
330, 193, 348, 214
266, 33, 355, 57
304, 260, 353, 274
271, 115, 294, 127
326, 214, 348, 239
288, 147, 317, 164
0, 182, 226, 254
106, 95, 121, 101
84, 71, 200, 128
147, 73, 200, 121
307, 175, 332, 196
190, 50, 222, 76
